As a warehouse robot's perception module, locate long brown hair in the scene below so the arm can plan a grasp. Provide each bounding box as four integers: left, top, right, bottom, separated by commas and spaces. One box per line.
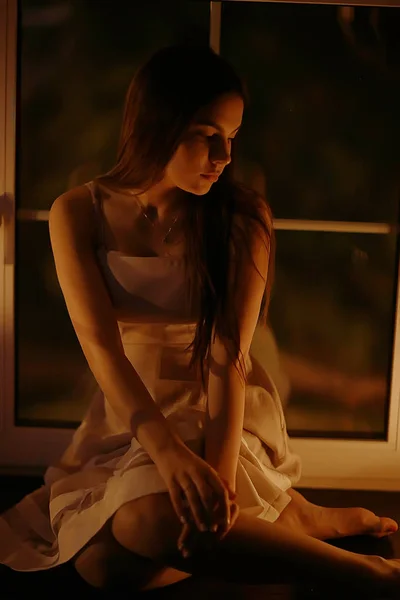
96, 44, 275, 387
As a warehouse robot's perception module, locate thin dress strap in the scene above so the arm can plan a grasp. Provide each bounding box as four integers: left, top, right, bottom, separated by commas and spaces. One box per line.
85, 180, 106, 250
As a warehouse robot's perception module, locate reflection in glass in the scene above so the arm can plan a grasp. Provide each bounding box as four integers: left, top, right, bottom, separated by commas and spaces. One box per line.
267, 230, 397, 438
223, 2, 400, 222
19, 0, 209, 209
221, 1, 400, 439
16, 221, 93, 425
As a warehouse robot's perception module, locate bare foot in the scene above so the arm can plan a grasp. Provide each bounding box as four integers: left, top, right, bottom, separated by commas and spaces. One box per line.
276, 488, 398, 541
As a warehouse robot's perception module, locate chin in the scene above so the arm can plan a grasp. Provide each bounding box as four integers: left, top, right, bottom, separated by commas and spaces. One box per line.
198, 175, 219, 193
191, 188, 211, 196
179, 180, 212, 196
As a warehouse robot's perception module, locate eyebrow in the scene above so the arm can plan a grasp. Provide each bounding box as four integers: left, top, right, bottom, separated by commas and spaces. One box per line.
194, 120, 241, 135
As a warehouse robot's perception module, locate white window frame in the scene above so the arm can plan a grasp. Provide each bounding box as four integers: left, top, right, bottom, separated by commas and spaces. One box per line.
1, 0, 400, 489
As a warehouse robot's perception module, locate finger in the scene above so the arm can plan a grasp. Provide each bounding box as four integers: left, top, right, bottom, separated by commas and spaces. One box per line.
228, 489, 237, 500
192, 480, 221, 529
220, 477, 237, 500
183, 503, 239, 555
182, 481, 209, 531
217, 502, 240, 541
178, 522, 203, 557
177, 522, 191, 552
169, 481, 191, 525
207, 476, 230, 529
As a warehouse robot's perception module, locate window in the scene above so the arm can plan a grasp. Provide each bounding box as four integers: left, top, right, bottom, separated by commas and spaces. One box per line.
1, 0, 400, 489
16, 0, 209, 427
221, 1, 400, 442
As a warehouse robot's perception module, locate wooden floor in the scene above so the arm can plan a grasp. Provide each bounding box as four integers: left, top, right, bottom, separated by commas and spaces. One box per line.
1, 475, 400, 599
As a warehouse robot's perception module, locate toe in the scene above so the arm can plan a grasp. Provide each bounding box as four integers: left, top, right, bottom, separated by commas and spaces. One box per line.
370, 517, 398, 538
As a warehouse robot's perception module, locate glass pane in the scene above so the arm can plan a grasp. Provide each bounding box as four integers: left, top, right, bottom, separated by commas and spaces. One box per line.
16, 221, 93, 425
222, 2, 400, 222
265, 230, 397, 439
18, 0, 209, 210
16, 0, 210, 425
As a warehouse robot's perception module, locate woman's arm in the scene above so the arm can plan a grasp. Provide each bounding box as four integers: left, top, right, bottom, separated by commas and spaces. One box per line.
205, 362, 245, 492
49, 187, 182, 462
204, 209, 271, 491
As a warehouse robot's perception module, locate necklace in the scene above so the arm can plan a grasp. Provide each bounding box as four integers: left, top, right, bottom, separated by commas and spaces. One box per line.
138, 201, 180, 245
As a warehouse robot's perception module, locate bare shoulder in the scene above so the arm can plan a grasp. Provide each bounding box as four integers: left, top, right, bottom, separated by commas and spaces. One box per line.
49, 184, 95, 248
50, 183, 93, 219
48, 183, 122, 355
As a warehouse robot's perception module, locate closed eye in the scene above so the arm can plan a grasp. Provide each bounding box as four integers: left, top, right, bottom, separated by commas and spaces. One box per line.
205, 134, 236, 142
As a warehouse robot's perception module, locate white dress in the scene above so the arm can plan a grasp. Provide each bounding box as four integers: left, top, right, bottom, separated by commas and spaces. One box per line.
0, 181, 301, 571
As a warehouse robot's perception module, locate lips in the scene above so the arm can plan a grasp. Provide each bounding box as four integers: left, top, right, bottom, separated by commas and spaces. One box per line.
201, 172, 220, 181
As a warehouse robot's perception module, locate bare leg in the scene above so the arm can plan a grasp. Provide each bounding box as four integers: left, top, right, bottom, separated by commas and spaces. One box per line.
277, 488, 398, 540
73, 517, 190, 591
74, 487, 397, 592
111, 492, 392, 594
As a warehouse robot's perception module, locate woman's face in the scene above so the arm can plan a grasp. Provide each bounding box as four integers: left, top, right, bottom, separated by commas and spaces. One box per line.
164, 92, 244, 195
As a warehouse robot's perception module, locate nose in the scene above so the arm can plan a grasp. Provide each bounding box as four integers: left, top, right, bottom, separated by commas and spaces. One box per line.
209, 138, 231, 167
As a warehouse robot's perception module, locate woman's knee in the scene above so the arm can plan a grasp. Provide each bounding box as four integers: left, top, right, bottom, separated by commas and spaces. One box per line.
111, 493, 180, 561
73, 518, 158, 590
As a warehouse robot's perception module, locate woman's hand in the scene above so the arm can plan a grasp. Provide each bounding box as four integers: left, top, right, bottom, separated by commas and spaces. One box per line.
155, 441, 235, 536
177, 489, 239, 558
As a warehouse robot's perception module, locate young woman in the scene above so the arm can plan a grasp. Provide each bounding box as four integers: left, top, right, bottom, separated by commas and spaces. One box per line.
1, 44, 400, 596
